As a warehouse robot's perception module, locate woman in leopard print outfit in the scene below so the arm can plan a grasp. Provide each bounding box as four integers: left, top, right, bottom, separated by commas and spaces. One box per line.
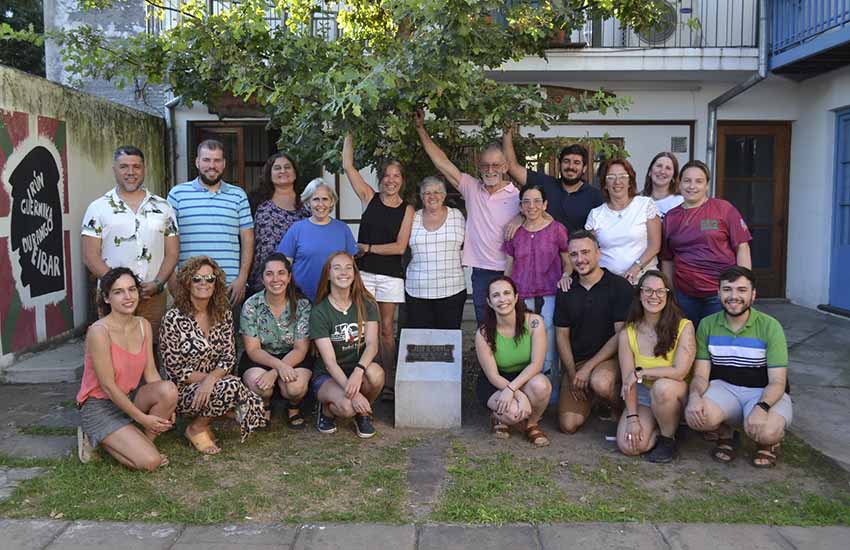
160, 256, 266, 454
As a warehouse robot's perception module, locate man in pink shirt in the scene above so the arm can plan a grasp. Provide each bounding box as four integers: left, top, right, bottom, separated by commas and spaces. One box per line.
415, 110, 520, 324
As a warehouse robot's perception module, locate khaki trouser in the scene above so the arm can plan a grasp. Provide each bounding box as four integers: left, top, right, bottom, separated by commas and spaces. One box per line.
558, 358, 621, 430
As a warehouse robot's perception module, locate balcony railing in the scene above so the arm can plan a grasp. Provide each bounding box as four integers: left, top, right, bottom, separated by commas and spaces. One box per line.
771, 0, 850, 55
145, 1, 340, 40
499, 0, 758, 49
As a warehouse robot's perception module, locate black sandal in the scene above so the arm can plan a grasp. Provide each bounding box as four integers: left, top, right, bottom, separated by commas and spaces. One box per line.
711, 430, 739, 464
287, 403, 306, 430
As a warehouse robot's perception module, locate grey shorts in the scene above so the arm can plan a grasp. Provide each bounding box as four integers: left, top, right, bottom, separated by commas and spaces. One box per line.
703, 379, 793, 427
79, 394, 135, 448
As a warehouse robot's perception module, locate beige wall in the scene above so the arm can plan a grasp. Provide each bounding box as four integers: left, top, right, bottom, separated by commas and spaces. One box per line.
0, 65, 166, 364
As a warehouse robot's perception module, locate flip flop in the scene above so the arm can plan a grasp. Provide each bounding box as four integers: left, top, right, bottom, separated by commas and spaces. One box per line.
185, 428, 220, 455
159, 454, 170, 467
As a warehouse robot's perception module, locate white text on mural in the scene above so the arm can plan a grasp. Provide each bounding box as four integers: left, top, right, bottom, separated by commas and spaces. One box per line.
18, 170, 60, 277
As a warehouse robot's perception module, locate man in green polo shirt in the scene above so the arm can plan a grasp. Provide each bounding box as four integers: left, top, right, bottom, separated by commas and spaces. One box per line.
685, 266, 792, 468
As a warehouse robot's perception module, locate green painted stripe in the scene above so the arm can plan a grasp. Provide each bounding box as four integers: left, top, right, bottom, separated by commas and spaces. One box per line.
1, 289, 23, 354
54, 121, 66, 153
0, 121, 13, 159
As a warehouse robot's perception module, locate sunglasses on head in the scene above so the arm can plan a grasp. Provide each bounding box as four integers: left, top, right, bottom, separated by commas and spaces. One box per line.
191, 274, 216, 283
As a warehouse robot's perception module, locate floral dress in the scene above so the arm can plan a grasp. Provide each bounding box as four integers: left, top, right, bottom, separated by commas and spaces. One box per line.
160, 307, 267, 441
248, 200, 309, 293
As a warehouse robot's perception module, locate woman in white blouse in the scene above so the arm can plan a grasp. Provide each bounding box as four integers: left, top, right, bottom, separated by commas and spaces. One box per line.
405, 177, 467, 329
641, 152, 684, 217
585, 159, 661, 285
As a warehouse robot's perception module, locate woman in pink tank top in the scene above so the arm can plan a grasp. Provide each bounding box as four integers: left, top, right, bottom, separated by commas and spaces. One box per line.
76, 267, 178, 471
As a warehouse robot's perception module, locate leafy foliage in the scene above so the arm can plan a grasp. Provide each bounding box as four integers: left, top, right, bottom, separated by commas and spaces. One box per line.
0, 0, 45, 76
53, 0, 668, 173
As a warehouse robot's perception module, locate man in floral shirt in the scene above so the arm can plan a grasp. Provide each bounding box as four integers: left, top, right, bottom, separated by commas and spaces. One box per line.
82, 146, 179, 336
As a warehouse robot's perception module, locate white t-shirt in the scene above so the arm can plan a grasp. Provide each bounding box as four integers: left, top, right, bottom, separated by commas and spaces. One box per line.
654, 194, 684, 217
585, 196, 659, 276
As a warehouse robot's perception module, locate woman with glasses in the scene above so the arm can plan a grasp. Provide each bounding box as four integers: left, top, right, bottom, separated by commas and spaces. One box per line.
404, 176, 467, 330
277, 178, 358, 303
585, 158, 661, 285
503, 184, 570, 397
617, 270, 695, 463
641, 152, 684, 217
310, 252, 384, 439
342, 134, 414, 401
661, 160, 752, 326
160, 256, 267, 454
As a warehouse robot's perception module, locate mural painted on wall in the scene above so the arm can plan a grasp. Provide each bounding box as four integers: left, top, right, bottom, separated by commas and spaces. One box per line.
0, 110, 73, 355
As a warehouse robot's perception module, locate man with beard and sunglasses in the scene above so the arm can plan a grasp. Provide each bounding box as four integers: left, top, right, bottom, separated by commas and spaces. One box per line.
502, 128, 604, 235
82, 146, 179, 337
415, 110, 520, 324
168, 140, 255, 311
685, 267, 792, 468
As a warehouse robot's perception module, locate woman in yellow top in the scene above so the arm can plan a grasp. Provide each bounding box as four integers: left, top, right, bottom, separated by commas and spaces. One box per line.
617, 270, 695, 462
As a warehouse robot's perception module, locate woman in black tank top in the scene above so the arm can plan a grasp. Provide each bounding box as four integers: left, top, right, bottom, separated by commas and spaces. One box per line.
343, 134, 415, 401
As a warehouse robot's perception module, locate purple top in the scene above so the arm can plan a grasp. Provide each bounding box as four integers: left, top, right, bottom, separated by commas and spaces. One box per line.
249, 200, 309, 293
503, 221, 569, 299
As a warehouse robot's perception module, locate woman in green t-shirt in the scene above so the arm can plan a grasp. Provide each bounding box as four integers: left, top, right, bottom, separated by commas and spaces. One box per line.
309, 252, 383, 438
475, 276, 552, 447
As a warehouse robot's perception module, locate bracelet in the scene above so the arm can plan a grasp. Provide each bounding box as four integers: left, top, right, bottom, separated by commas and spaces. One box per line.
355, 363, 367, 373
626, 413, 639, 419
153, 278, 165, 294
505, 384, 515, 392
633, 259, 642, 267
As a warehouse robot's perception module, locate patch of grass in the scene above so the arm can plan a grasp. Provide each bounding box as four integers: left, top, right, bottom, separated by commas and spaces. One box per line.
0, 418, 412, 524
17, 426, 77, 437
432, 441, 850, 526
0, 455, 60, 468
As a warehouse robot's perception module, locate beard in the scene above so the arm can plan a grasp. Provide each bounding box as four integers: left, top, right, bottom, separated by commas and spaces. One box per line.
722, 301, 752, 317
199, 171, 222, 187
561, 173, 583, 186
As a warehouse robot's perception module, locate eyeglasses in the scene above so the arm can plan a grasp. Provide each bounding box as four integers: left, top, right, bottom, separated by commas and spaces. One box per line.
421, 191, 445, 197
640, 287, 670, 298
521, 198, 544, 206
191, 274, 216, 284
605, 174, 630, 183
478, 163, 503, 171
331, 265, 354, 273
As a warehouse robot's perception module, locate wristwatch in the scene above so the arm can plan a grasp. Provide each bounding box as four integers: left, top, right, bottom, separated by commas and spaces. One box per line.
153, 278, 165, 294
756, 401, 771, 412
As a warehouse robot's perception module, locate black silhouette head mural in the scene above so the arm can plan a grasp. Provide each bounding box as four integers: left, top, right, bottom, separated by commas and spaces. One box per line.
9, 145, 65, 298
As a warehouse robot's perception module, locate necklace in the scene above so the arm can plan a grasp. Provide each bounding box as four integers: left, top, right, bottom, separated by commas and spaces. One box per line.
329, 295, 351, 315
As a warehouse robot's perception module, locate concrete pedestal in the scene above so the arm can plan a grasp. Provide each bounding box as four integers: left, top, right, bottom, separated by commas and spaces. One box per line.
394, 329, 462, 429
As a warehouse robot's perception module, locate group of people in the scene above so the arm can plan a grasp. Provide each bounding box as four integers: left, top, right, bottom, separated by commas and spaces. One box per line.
75, 116, 791, 473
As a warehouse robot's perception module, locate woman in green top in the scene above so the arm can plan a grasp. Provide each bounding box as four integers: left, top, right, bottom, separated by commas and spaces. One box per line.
618, 270, 695, 463
309, 251, 384, 439
475, 276, 552, 447
239, 253, 312, 429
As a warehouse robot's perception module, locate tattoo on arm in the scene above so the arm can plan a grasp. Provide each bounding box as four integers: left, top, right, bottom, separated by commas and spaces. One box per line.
530, 318, 540, 329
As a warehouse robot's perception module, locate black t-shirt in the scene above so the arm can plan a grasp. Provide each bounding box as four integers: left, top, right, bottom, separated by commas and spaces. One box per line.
553, 269, 634, 362
526, 171, 604, 234
357, 194, 407, 278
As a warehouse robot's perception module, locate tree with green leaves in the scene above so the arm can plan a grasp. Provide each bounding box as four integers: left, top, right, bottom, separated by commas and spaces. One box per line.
0, 0, 45, 76
35, 1, 668, 177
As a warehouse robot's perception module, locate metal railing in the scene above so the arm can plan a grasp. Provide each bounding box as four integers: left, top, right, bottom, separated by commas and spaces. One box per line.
145, 1, 340, 40
771, 0, 850, 55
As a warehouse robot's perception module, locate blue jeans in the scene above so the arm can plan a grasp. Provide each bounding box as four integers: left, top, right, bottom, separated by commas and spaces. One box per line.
676, 290, 721, 329
523, 295, 559, 405
471, 268, 504, 325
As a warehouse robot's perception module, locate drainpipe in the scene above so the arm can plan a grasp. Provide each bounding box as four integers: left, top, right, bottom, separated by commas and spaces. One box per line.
164, 95, 183, 192
705, 0, 769, 194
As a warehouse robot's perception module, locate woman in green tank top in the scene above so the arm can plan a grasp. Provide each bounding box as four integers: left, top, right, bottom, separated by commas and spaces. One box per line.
475, 276, 552, 447
618, 270, 695, 463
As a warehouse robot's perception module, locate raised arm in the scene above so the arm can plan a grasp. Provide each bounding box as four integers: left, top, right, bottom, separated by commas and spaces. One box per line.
414, 109, 462, 189
502, 128, 528, 186
342, 133, 377, 209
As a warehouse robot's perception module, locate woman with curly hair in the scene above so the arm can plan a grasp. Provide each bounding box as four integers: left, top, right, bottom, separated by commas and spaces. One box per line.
247, 152, 309, 294
159, 256, 267, 454
617, 270, 695, 463
76, 267, 177, 470
309, 251, 384, 439
475, 276, 552, 447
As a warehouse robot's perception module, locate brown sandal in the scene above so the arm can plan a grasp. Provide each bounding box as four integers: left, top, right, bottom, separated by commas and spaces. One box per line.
525, 424, 550, 448
752, 443, 779, 468
491, 415, 510, 439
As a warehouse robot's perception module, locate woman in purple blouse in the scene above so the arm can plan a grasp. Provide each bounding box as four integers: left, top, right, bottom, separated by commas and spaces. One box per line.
248, 152, 310, 294
503, 184, 571, 399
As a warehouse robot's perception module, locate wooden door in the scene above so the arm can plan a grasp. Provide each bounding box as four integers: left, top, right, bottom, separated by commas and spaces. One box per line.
716, 123, 791, 298
189, 124, 245, 186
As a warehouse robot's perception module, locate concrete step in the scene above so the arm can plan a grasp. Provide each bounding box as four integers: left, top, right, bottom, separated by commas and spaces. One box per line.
2, 340, 84, 384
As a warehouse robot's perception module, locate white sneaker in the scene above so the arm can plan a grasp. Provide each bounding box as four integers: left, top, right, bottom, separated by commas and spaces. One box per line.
77, 427, 97, 463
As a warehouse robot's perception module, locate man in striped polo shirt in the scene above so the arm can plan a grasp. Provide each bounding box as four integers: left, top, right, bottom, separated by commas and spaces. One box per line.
167, 140, 254, 307
685, 266, 792, 468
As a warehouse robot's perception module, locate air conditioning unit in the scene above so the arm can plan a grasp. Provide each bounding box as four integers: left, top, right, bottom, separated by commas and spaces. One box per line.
618, 0, 703, 48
